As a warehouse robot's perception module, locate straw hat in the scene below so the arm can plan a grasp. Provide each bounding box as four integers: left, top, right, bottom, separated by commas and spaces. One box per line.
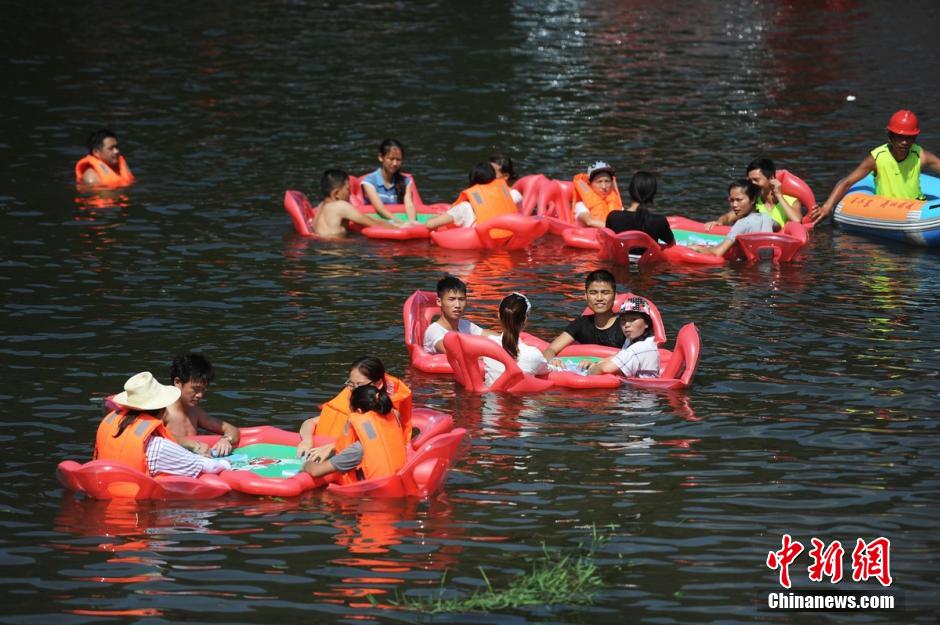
112, 371, 181, 411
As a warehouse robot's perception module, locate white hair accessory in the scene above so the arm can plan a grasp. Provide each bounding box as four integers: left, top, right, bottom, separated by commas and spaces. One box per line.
510, 291, 532, 314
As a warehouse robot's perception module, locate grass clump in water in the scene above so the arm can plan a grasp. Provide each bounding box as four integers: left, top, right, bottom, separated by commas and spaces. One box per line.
387, 535, 605, 613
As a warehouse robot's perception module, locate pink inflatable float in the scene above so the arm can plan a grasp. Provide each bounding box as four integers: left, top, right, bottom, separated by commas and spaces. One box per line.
430, 213, 549, 250
58, 412, 465, 500
283, 187, 447, 241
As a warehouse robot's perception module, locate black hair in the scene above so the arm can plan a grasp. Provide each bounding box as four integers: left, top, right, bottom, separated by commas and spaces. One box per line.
170, 353, 215, 385
729, 179, 761, 204
436, 275, 467, 298
584, 269, 616, 291
350, 355, 386, 386
349, 384, 393, 415
113, 409, 143, 438
619, 311, 653, 343
320, 169, 349, 197
489, 154, 516, 180
378, 138, 407, 203
627, 171, 658, 231
87, 128, 117, 154
746, 158, 776, 180
498, 293, 529, 360
469, 161, 497, 186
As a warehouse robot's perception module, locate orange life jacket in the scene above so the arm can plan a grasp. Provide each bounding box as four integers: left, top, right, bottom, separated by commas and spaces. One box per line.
93, 409, 173, 474
75, 154, 135, 188
314, 375, 413, 445
571, 173, 622, 221
454, 179, 518, 238
334, 410, 408, 482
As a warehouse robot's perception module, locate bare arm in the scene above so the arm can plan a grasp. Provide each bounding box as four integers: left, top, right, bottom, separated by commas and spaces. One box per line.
197, 413, 239, 456
81, 168, 101, 185
361, 184, 396, 221
340, 203, 395, 229
690, 236, 736, 257
921, 149, 940, 175
770, 179, 803, 223
577, 212, 606, 229
163, 411, 210, 456
424, 212, 455, 230
296, 416, 318, 456
403, 182, 418, 223
705, 210, 735, 230
585, 357, 622, 376
543, 331, 574, 362
811, 156, 876, 224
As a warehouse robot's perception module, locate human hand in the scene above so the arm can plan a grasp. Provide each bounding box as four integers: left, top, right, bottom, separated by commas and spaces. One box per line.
704, 220, 718, 231
549, 358, 563, 369
304, 443, 335, 463
296, 439, 313, 458
190, 441, 211, 457
211, 436, 233, 457
769, 178, 783, 197
810, 203, 831, 225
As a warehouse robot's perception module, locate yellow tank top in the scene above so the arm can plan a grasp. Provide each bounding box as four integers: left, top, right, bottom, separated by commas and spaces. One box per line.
871, 143, 923, 200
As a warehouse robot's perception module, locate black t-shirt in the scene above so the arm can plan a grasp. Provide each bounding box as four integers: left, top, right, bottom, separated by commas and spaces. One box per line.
564, 315, 625, 347
605, 209, 675, 245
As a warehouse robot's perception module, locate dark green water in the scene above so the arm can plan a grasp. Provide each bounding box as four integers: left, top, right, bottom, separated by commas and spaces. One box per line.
1, 1, 938, 623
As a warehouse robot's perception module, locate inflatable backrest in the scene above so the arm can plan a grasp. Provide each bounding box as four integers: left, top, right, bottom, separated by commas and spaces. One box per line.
538, 179, 574, 222
581, 292, 667, 345
403, 290, 437, 351
783, 220, 808, 244
410, 407, 454, 450
596, 228, 666, 265
444, 332, 522, 391
399, 428, 467, 498
476, 213, 548, 250
283, 190, 315, 237
659, 323, 700, 387
734, 232, 804, 263
776, 169, 816, 216
513, 174, 548, 216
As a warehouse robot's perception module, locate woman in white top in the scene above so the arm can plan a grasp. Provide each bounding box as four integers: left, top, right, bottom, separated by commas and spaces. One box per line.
583, 297, 660, 378
483, 292, 550, 386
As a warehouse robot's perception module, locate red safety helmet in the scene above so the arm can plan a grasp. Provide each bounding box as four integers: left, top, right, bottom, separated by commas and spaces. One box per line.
886, 110, 920, 136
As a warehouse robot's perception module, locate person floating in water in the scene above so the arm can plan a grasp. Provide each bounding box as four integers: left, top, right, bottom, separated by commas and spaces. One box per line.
75, 128, 135, 188
812, 109, 940, 224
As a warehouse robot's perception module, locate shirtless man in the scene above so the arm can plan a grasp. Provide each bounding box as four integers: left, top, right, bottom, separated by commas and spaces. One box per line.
312, 169, 396, 238
163, 353, 240, 457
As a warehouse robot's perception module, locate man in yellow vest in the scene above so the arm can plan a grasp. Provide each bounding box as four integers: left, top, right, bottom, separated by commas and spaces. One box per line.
811, 110, 940, 224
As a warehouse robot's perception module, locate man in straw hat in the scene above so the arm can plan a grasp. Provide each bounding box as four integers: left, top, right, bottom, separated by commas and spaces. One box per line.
93, 372, 231, 477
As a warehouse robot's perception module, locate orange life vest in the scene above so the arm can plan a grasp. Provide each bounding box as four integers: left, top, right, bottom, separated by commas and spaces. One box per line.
93, 409, 173, 474
75, 154, 135, 188
571, 173, 622, 221
314, 374, 413, 445
334, 410, 408, 482
454, 179, 518, 238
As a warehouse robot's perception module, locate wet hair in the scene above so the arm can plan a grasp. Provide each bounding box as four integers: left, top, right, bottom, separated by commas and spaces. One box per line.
729, 179, 761, 204
378, 138, 407, 203
469, 161, 497, 186
489, 154, 516, 180
584, 269, 616, 291
87, 128, 117, 154
349, 384, 393, 415
436, 275, 467, 298
498, 293, 529, 360
350, 355, 386, 387
746, 158, 776, 180
171, 353, 215, 385
321, 169, 349, 197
